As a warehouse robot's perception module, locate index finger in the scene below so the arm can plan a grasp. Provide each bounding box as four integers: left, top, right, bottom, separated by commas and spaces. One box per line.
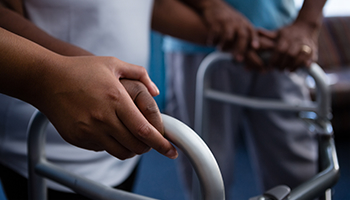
115, 84, 178, 159
112, 58, 160, 97
121, 79, 164, 135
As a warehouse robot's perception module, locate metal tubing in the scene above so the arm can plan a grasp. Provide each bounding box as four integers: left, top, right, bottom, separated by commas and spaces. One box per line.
195, 52, 231, 135
28, 111, 153, 200
205, 89, 318, 112
194, 52, 338, 199
194, 52, 331, 136
27, 111, 225, 200
36, 161, 156, 200
163, 114, 225, 200
28, 111, 49, 200
287, 136, 339, 200
307, 62, 332, 120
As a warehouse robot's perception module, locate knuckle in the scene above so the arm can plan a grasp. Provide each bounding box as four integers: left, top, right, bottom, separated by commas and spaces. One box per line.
135, 123, 152, 139
142, 103, 159, 117
123, 80, 148, 100
70, 122, 90, 142
139, 67, 148, 76
91, 111, 107, 123
107, 56, 122, 67
132, 81, 147, 93
107, 87, 122, 102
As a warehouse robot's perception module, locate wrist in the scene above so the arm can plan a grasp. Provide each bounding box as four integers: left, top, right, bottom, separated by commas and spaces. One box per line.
292, 17, 322, 37
294, 0, 326, 34
294, 15, 323, 30
22, 50, 63, 108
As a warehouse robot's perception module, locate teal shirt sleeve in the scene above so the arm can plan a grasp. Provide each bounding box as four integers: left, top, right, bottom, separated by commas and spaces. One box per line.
163, 0, 298, 53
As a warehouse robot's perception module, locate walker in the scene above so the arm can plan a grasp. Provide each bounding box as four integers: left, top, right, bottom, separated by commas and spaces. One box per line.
26, 52, 339, 200
194, 52, 339, 200
27, 112, 225, 200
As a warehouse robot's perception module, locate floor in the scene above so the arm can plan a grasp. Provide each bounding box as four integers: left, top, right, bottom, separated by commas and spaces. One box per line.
0, 133, 348, 200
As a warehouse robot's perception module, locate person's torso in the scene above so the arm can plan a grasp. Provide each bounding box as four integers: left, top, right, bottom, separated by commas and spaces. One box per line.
24, 0, 154, 68
0, 0, 153, 192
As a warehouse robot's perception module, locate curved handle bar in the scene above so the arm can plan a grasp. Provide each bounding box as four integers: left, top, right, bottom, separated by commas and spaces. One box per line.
163, 114, 225, 200
28, 111, 225, 200
194, 52, 332, 134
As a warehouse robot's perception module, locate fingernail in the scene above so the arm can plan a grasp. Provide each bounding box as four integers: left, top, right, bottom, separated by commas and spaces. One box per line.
165, 148, 178, 159
152, 82, 160, 95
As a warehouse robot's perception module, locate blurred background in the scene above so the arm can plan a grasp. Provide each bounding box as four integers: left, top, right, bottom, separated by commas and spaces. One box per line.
132, 0, 350, 198
1, 0, 349, 199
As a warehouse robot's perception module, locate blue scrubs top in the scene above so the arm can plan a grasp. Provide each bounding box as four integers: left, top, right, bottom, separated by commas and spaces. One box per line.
163, 0, 297, 53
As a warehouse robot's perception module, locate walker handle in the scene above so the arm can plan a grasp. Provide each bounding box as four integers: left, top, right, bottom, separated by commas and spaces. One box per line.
27, 111, 225, 200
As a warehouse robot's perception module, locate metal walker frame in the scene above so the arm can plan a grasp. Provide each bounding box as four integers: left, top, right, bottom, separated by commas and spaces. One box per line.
26, 51, 339, 200
27, 113, 225, 200
194, 52, 339, 200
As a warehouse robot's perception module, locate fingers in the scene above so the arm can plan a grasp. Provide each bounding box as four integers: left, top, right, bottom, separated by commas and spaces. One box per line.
250, 28, 260, 49
111, 58, 159, 97
115, 83, 178, 159
258, 35, 276, 50
99, 133, 138, 160
217, 19, 235, 49
221, 26, 258, 62
206, 22, 221, 46
243, 29, 276, 72
257, 29, 278, 40
233, 28, 249, 62
121, 79, 164, 134
280, 40, 299, 70
290, 45, 315, 71
271, 40, 315, 71
268, 24, 318, 71
270, 39, 288, 70
201, 5, 256, 61
245, 50, 265, 72
133, 86, 164, 135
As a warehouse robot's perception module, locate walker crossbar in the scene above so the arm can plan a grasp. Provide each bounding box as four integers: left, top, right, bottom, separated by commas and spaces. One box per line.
194, 52, 339, 200
27, 112, 225, 200
194, 52, 331, 135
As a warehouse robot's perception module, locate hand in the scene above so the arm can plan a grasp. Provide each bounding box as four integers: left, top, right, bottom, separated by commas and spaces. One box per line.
120, 78, 164, 137
199, 0, 259, 61
269, 21, 319, 71
245, 29, 277, 72
34, 55, 178, 160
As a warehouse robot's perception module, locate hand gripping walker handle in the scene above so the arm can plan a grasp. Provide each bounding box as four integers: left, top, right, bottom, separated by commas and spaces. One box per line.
27, 111, 225, 200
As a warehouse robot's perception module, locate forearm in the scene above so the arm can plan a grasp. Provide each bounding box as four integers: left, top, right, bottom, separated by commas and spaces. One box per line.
295, 0, 327, 30
0, 6, 92, 56
152, 0, 209, 45
0, 28, 62, 104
